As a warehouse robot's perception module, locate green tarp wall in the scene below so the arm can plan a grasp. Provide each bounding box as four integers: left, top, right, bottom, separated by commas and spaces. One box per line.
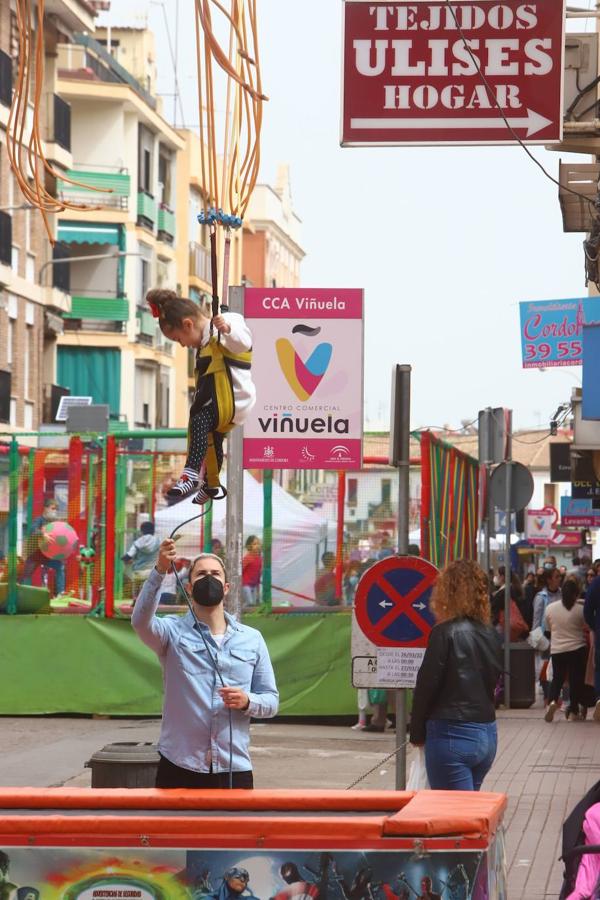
0, 613, 356, 716
57, 347, 121, 418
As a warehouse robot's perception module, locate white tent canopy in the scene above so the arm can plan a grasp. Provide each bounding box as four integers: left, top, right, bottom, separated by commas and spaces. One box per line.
154, 472, 337, 605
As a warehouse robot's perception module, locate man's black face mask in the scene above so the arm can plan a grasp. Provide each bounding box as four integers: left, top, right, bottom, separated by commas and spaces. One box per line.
192, 574, 224, 607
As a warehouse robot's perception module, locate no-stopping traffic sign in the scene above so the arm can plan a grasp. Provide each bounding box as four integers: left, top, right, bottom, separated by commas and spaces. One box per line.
354, 555, 437, 647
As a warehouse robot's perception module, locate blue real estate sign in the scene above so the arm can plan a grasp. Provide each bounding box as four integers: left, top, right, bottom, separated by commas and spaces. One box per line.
519, 297, 600, 368
583, 323, 600, 420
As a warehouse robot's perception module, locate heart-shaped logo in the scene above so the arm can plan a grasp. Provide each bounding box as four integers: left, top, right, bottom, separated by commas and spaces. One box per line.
276, 338, 333, 401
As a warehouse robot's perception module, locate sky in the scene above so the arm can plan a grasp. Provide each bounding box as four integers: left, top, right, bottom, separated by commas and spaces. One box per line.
96, 0, 592, 432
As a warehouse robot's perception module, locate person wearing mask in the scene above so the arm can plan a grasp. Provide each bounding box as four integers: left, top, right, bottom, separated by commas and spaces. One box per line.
545, 577, 587, 722
22, 498, 66, 597
409, 559, 502, 791
241, 535, 262, 607
131, 542, 279, 788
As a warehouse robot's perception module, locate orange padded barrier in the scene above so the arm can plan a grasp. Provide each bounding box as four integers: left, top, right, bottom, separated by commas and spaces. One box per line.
0, 787, 415, 812
384, 790, 507, 839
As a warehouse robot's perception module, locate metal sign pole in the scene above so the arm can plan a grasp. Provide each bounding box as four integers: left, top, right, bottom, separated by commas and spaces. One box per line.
225, 286, 245, 619
503, 410, 513, 710
391, 364, 411, 790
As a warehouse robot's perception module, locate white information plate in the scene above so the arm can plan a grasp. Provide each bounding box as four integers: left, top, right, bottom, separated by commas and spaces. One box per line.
351, 647, 425, 689
376, 647, 425, 688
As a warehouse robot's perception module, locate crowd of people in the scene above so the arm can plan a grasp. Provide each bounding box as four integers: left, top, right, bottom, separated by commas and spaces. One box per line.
488, 554, 600, 723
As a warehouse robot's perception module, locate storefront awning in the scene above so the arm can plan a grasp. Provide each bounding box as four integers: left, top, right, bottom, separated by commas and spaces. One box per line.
57, 222, 120, 246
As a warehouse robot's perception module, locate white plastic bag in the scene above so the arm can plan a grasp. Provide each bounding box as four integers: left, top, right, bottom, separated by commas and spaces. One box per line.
406, 746, 430, 790
527, 626, 550, 652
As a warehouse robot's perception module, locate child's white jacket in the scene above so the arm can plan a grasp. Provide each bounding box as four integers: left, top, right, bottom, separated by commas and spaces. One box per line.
200, 312, 256, 425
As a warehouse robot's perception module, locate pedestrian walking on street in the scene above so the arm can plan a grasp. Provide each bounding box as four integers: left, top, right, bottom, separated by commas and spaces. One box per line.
544, 577, 587, 723
409, 559, 502, 791
583, 570, 600, 722
131, 541, 279, 788
532, 567, 562, 701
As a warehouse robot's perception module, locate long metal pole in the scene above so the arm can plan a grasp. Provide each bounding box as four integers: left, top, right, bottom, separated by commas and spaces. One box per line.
503, 462, 512, 708
225, 286, 245, 619
7, 437, 19, 615
263, 470, 273, 610
335, 470, 346, 601
395, 364, 411, 790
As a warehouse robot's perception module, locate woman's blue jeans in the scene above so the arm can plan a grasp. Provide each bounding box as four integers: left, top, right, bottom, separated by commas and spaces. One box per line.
425, 719, 497, 791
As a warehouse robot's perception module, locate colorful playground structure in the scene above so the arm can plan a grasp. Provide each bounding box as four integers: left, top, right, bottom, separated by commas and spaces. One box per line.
0, 428, 480, 715
0, 428, 480, 616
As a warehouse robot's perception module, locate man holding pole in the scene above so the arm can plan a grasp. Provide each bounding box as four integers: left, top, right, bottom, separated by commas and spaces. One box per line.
132, 540, 279, 788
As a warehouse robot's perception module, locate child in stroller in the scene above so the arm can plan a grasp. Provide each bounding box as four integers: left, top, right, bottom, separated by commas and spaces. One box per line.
561, 778, 600, 898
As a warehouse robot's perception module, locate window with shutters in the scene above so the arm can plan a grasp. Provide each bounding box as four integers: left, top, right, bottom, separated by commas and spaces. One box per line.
0, 211, 12, 266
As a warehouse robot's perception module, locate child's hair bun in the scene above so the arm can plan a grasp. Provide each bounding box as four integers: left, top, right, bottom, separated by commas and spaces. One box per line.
146, 288, 178, 309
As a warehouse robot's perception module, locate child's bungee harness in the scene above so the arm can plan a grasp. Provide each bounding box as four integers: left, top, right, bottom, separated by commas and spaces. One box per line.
193, 334, 252, 489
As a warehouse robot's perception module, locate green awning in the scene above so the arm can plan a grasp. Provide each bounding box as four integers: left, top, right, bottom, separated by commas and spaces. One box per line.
57, 222, 120, 245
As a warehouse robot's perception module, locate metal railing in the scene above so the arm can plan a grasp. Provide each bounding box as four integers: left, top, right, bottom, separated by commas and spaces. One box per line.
54, 94, 71, 151
189, 241, 211, 284
57, 166, 130, 210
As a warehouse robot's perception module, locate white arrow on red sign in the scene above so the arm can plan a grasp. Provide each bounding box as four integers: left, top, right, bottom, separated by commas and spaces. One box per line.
351, 109, 553, 138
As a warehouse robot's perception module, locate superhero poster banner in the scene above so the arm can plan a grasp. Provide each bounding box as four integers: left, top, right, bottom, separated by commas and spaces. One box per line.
0, 844, 507, 899
243, 288, 364, 470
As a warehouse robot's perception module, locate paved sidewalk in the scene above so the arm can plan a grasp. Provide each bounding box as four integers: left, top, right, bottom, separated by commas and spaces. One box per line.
1, 706, 598, 898
487, 704, 600, 900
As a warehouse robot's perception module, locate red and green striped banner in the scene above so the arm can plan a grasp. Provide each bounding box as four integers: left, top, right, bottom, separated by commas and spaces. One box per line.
420, 431, 479, 567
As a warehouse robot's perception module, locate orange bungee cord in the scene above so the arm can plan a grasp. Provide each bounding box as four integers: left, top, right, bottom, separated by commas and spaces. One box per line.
7, 0, 110, 244
194, 0, 267, 319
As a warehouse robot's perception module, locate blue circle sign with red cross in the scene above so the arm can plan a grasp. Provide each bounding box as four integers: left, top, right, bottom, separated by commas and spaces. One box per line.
355, 556, 438, 648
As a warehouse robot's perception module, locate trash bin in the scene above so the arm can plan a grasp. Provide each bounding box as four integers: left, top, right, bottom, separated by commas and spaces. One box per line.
85, 741, 160, 788
509, 642, 536, 708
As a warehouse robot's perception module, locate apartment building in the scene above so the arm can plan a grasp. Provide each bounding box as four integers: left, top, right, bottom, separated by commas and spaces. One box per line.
0, 0, 96, 439
53, 26, 185, 430
243, 165, 304, 288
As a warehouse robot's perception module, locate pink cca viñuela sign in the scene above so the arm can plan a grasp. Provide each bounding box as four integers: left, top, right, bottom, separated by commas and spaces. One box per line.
243, 288, 364, 470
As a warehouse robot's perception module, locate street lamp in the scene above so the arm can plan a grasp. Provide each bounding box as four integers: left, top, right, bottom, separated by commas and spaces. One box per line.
38, 250, 142, 287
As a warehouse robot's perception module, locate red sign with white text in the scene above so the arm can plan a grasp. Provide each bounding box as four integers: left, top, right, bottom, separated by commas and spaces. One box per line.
342, 0, 564, 145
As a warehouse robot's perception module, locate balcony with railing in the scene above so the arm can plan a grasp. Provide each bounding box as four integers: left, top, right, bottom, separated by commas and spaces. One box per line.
136, 306, 156, 346
63, 291, 129, 332
157, 203, 175, 243
0, 50, 12, 108
189, 241, 211, 284
53, 94, 71, 151
137, 190, 156, 229
57, 165, 130, 210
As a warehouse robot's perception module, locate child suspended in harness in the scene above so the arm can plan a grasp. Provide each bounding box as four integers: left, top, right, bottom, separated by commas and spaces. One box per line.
146, 288, 255, 506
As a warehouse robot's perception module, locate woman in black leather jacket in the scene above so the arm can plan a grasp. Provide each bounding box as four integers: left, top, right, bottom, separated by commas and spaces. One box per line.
409, 559, 503, 791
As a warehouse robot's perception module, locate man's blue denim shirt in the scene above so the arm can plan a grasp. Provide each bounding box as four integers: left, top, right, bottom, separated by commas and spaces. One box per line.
131, 568, 279, 773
